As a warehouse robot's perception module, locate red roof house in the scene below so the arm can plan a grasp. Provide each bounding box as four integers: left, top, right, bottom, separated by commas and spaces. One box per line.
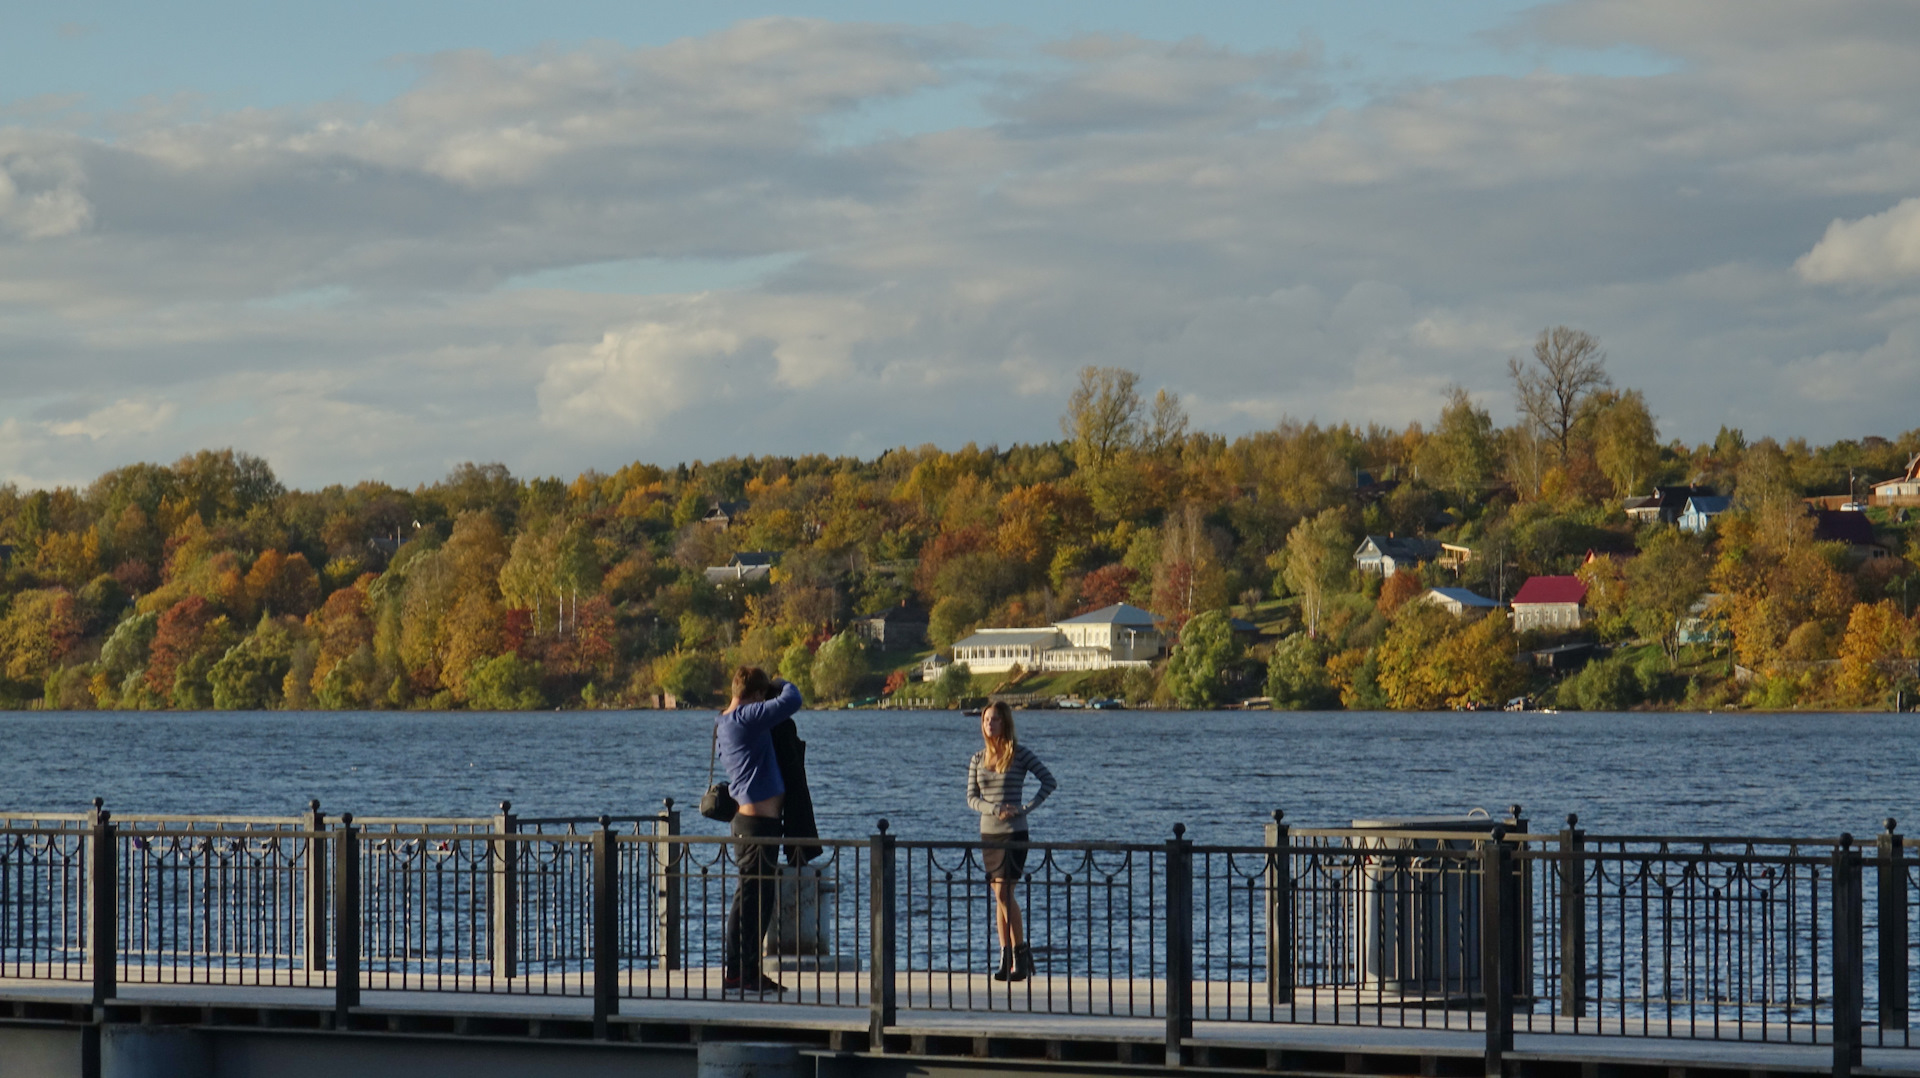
1510, 576, 1588, 633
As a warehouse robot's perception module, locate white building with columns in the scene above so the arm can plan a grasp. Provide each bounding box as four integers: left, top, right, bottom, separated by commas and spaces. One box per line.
949, 603, 1163, 675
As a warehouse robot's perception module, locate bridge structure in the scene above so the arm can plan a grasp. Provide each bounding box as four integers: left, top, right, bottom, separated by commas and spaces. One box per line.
1, 802, 1916, 1078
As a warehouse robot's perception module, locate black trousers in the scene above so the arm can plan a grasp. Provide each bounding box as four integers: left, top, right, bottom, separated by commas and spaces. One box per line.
725, 814, 783, 978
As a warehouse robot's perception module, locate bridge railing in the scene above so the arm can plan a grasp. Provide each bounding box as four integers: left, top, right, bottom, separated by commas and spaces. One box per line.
2, 803, 1915, 1072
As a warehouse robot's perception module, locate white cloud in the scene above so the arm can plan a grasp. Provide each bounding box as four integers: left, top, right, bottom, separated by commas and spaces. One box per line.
46, 398, 177, 440
6, 7, 1920, 489
1797, 198, 1920, 284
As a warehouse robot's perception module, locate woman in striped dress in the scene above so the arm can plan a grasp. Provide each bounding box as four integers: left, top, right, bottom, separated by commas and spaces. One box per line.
966, 702, 1057, 981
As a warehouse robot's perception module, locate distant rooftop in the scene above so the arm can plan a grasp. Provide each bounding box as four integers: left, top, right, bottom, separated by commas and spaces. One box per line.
1057, 602, 1159, 626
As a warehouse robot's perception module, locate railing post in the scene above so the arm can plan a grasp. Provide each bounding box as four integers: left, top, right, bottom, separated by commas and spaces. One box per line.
1480, 831, 1513, 1078
305, 799, 328, 973
88, 807, 116, 1006
333, 813, 360, 1029
1264, 810, 1292, 1003
1166, 823, 1194, 1067
1834, 834, 1864, 1078
1559, 814, 1585, 1019
1879, 819, 1909, 1033
656, 798, 682, 971
593, 815, 619, 1037
491, 800, 518, 980
1508, 805, 1531, 1007
869, 819, 897, 1050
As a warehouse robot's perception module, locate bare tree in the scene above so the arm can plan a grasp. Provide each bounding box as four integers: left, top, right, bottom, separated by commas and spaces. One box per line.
1508, 327, 1611, 466
1144, 388, 1189, 456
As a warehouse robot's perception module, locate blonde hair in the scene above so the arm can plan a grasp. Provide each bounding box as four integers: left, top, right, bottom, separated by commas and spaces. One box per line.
981, 702, 1017, 772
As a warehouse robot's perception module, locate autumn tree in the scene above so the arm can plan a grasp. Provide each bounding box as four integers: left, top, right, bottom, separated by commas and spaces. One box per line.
1062, 366, 1143, 474
1834, 601, 1918, 708
1510, 327, 1611, 467
0, 588, 84, 684
245, 550, 321, 618
1587, 390, 1662, 499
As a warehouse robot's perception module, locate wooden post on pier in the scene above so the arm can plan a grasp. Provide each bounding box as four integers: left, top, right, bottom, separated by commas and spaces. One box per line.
1263, 810, 1292, 1003
304, 800, 328, 974
491, 801, 518, 981
1879, 820, 1909, 1033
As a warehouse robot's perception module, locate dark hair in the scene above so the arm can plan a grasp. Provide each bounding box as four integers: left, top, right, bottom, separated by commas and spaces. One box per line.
731, 666, 773, 703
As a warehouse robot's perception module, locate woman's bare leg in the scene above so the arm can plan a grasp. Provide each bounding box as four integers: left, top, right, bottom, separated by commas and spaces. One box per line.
991, 877, 1023, 951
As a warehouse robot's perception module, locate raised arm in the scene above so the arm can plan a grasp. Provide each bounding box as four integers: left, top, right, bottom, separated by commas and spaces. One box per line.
724, 680, 803, 734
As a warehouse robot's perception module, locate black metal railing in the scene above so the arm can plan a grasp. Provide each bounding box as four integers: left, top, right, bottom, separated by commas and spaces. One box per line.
3, 801, 1916, 1072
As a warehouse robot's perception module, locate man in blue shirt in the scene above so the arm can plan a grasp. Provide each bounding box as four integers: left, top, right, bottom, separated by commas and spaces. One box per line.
716, 667, 803, 994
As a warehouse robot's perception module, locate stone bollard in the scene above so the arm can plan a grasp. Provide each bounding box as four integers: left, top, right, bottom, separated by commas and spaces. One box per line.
699, 1041, 805, 1078
761, 864, 832, 958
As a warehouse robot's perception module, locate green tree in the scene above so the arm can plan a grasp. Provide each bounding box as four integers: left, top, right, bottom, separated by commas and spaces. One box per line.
654, 648, 722, 705
935, 660, 973, 707
1265, 633, 1336, 709
1416, 386, 1497, 504
1556, 655, 1640, 711
208, 616, 295, 710
1163, 610, 1241, 708
810, 631, 868, 702
466, 654, 546, 710
97, 611, 159, 700
927, 594, 984, 649
1281, 508, 1352, 638
1624, 529, 1712, 664
778, 640, 817, 699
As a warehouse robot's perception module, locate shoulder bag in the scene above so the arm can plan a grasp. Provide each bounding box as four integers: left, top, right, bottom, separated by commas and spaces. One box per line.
699, 722, 737, 822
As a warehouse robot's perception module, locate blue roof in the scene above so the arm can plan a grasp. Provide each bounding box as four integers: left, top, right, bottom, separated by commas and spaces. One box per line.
1427, 588, 1500, 608
1056, 602, 1160, 626
1683, 496, 1731, 515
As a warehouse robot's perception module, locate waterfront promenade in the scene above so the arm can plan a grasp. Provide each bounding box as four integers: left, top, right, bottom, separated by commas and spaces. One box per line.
2, 803, 1916, 1077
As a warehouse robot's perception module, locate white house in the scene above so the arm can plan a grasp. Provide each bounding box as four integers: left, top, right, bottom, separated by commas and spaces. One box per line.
1509, 576, 1588, 633
1676, 496, 1732, 534
1353, 536, 1442, 577
950, 603, 1164, 674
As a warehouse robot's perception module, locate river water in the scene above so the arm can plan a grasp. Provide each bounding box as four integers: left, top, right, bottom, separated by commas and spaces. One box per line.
0, 709, 1911, 843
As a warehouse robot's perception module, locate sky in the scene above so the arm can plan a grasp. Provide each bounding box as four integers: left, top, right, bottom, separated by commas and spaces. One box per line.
3, 1, 1920, 491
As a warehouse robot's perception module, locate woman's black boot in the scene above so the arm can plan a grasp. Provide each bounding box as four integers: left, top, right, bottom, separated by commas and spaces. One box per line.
1008, 943, 1033, 982
992, 948, 1014, 982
